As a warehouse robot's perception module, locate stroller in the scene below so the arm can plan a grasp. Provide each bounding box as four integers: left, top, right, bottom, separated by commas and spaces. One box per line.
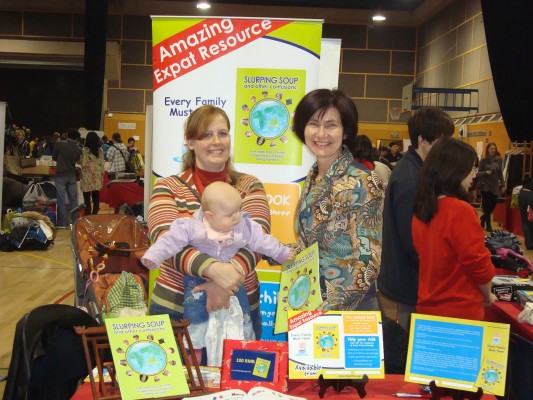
71, 214, 151, 324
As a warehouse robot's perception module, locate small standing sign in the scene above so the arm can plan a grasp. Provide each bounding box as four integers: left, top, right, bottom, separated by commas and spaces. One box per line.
105, 314, 190, 400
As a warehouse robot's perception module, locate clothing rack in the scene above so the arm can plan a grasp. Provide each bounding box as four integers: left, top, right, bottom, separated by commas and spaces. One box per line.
503, 141, 533, 191
521, 141, 532, 183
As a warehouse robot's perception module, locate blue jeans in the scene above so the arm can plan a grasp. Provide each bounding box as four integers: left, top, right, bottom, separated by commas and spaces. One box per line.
183, 276, 251, 325
54, 174, 78, 227
149, 283, 262, 340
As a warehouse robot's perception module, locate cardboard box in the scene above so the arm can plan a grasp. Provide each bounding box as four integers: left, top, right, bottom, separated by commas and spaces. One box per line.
491, 275, 533, 302
516, 290, 533, 308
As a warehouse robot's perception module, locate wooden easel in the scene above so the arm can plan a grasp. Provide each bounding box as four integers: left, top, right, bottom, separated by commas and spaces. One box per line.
75, 320, 206, 400
429, 381, 483, 400
317, 374, 368, 398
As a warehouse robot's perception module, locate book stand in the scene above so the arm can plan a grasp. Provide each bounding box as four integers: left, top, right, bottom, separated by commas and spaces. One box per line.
317, 374, 368, 398
429, 381, 484, 400
75, 320, 206, 400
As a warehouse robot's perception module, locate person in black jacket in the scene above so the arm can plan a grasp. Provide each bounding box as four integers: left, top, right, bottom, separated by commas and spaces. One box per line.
377, 107, 454, 331
518, 178, 533, 250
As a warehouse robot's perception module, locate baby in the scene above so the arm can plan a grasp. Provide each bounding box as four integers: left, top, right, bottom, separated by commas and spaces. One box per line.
142, 181, 296, 363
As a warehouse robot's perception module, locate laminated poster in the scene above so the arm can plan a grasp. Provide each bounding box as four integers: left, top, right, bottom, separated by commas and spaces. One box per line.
274, 242, 321, 334
104, 315, 190, 400
287, 310, 384, 380
405, 313, 509, 396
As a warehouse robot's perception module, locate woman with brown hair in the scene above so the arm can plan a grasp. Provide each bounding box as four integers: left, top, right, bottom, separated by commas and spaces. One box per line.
80, 131, 104, 215
413, 137, 497, 321
147, 105, 270, 362
476, 142, 504, 232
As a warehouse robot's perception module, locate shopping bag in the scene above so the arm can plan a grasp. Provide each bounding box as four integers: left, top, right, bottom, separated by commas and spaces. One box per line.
22, 183, 50, 211
4, 154, 22, 176
130, 153, 144, 175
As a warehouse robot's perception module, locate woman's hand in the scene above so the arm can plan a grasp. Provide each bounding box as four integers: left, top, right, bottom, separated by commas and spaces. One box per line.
484, 293, 498, 307
202, 261, 245, 295
192, 281, 231, 312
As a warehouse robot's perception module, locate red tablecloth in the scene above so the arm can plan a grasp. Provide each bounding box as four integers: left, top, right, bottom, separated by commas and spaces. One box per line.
486, 301, 533, 342
99, 172, 110, 204
71, 375, 497, 399
106, 180, 144, 213
501, 197, 523, 237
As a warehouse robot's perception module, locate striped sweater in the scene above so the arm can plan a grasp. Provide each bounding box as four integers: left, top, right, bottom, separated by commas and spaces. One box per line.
148, 169, 271, 315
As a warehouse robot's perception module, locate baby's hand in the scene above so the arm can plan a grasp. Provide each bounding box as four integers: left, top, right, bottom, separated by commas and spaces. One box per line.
141, 257, 158, 270
287, 248, 298, 261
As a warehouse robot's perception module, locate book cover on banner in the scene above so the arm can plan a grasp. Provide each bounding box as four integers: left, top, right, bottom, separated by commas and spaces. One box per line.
104, 315, 190, 399
220, 339, 289, 392
405, 313, 510, 396
287, 310, 384, 380
233, 68, 306, 166
274, 242, 321, 334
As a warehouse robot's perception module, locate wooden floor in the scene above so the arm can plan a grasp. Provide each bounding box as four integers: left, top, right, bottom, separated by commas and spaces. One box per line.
0, 213, 531, 397
0, 204, 117, 397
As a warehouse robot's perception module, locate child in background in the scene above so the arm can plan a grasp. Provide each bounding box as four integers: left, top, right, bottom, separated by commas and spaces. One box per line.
142, 181, 296, 364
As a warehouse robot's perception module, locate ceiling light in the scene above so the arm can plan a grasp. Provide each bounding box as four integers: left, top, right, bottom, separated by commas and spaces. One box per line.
372, 14, 386, 22
197, 1, 211, 9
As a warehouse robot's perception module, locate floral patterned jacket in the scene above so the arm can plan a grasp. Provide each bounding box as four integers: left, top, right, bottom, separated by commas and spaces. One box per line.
295, 147, 384, 310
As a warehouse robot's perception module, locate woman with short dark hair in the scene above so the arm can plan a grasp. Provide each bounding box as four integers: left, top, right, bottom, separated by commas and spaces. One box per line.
293, 89, 384, 311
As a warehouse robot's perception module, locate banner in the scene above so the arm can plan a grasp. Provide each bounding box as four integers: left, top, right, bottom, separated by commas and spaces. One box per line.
0, 102, 6, 213
151, 16, 323, 339
151, 16, 321, 180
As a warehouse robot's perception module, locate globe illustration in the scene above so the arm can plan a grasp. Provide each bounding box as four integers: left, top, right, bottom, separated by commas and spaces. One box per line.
484, 369, 499, 384
319, 334, 335, 350
126, 341, 167, 375
288, 275, 311, 309
249, 99, 289, 139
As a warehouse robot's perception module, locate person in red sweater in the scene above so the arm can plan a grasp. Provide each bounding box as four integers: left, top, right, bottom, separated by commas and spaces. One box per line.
412, 137, 497, 321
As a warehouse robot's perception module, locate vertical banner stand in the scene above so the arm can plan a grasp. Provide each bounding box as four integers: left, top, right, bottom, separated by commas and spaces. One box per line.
429, 381, 483, 400
317, 374, 368, 398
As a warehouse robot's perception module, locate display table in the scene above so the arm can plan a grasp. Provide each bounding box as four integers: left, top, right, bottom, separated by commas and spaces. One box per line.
106, 180, 144, 213
486, 301, 533, 342
502, 198, 523, 237
99, 172, 110, 204
21, 164, 51, 178
71, 374, 497, 399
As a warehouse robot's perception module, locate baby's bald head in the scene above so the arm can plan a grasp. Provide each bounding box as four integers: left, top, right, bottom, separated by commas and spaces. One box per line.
202, 181, 242, 213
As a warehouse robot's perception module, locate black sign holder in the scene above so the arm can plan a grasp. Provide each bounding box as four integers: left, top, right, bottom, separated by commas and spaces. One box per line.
429, 381, 484, 400
317, 374, 368, 398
